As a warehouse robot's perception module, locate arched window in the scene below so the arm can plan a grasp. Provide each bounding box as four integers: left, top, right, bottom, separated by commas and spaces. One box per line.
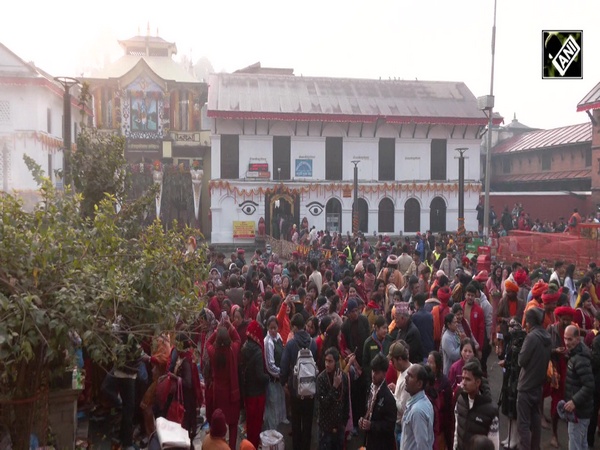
378, 198, 395, 233
430, 197, 447, 232
326, 198, 342, 233
404, 198, 420, 233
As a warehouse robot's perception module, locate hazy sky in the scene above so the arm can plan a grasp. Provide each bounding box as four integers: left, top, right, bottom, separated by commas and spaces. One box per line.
2, 0, 598, 130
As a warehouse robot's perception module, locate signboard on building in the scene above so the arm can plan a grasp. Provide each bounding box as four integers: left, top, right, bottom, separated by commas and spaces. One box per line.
233, 221, 256, 239
295, 159, 313, 177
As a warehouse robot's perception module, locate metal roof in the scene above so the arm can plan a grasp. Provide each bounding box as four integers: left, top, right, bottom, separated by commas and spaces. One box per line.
492, 122, 591, 154
577, 81, 600, 112
493, 168, 591, 183
207, 73, 496, 125
89, 55, 199, 84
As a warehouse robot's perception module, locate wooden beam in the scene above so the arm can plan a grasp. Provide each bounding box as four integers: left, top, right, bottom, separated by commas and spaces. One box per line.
359, 122, 364, 138
294, 121, 298, 136
242, 119, 246, 135
425, 124, 433, 138
373, 118, 382, 138
462, 125, 467, 139
267, 120, 271, 134
320, 121, 325, 137
412, 123, 417, 138
450, 125, 456, 138
346, 122, 351, 137
254, 120, 257, 135
398, 123, 403, 138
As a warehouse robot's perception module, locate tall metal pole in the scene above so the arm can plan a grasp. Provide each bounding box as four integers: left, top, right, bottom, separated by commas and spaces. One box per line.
351, 160, 360, 234
456, 148, 468, 237
54, 76, 80, 188
483, 0, 498, 240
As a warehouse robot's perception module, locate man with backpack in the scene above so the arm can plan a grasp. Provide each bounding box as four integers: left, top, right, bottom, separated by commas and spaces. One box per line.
280, 313, 318, 450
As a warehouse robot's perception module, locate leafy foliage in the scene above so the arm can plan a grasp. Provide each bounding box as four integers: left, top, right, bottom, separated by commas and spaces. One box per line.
71, 128, 129, 219
0, 157, 207, 447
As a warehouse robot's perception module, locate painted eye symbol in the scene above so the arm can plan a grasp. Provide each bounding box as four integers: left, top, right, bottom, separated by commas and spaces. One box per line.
306, 201, 325, 216
239, 200, 258, 215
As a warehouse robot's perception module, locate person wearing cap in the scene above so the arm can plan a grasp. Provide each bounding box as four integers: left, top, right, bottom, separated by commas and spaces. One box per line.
548, 305, 575, 447
235, 248, 246, 269
341, 298, 371, 435
541, 286, 560, 329
387, 340, 412, 449
516, 307, 551, 450
239, 321, 269, 448
390, 301, 423, 364
563, 324, 595, 450
440, 249, 458, 279
354, 252, 371, 274
496, 277, 526, 357
362, 315, 394, 384
522, 280, 547, 326
377, 254, 405, 312
202, 408, 229, 450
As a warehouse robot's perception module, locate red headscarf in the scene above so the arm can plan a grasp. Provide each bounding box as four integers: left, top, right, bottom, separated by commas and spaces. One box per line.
437, 286, 451, 304
531, 280, 548, 299
246, 320, 264, 351
554, 306, 575, 317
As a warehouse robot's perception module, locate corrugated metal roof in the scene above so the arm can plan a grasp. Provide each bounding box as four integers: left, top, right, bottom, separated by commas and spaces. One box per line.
492, 122, 591, 154
577, 81, 600, 112
493, 168, 591, 183
207, 73, 492, 124
89, 55, 199, 83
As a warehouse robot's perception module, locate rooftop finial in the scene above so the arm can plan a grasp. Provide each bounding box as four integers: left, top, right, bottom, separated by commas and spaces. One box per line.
147, 22, 150, 36
513, 112, 517, 120
137, 25, 140, 35
156, 27, 159, 36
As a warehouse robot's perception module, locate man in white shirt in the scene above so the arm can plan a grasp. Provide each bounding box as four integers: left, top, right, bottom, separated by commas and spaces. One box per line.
549, 260, 564, 287
387, 340, 412, 450
308, 258, 322, 295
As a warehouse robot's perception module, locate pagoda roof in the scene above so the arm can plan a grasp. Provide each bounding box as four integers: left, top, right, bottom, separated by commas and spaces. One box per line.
88, 55, 198, 84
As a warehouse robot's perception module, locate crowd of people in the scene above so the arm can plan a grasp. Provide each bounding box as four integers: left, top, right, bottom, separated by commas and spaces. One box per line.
94, 229, 600, 450
478, 200, 600, 237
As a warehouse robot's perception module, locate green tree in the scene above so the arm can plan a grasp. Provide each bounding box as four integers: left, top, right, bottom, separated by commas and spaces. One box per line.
0, 159, 206, 449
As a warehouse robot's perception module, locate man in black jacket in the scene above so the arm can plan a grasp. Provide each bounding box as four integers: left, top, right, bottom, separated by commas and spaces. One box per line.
563, 325, 595, 450
454, 360, 499, 450
517, 307, 552, 450
341, 299, 371, 434
359, 353, 397, 449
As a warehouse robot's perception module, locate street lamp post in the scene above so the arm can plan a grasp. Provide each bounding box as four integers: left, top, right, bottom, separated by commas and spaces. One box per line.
351, 160, 360, 234
54, 76, 80, 188
482, 0, 498, 240
456, 148, 468, 237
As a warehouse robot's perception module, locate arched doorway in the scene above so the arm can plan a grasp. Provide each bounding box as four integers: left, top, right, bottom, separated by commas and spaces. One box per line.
404, 198, 420, 233
378, 198, 395, 233
326, 198, 342, 233
430, 197, 447, 232
353, 198, 369, 233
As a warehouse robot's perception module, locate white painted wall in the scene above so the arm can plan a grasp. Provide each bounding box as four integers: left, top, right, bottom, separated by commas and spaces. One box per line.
0, 84, 67, 192
208, 118, 483, 242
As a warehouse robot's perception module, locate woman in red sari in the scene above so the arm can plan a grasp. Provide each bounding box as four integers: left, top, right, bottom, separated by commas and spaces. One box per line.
207, 319, 241, 450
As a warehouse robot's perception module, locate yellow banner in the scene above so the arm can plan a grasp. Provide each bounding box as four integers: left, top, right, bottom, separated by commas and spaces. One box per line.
233, 221, 256, 239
